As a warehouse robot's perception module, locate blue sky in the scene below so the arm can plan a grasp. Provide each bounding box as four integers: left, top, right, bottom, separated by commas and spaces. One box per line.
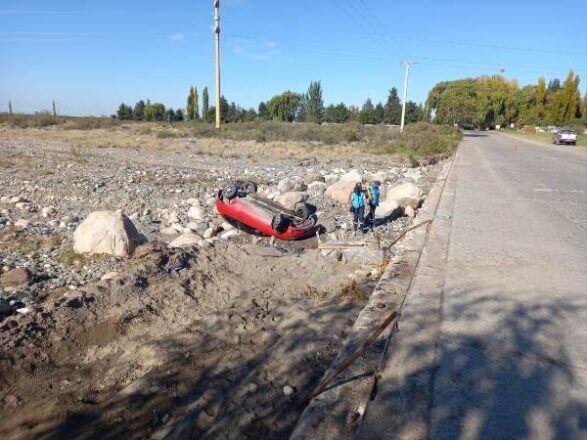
1, 0, 586, 116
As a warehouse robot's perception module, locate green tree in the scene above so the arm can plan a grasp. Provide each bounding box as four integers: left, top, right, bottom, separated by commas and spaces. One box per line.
202, 87, 210, 123
404, 101, 422, 124
359, 98, 376, 124
266, 91, 301, 122
549, 71, 581, 125
324, 103, 349, 123
132, 100, 145, 120
175, 109, 184, 121
582, 92, 587, 118
144, 103, 166, 121
187, 87, 195, 120
164, 108, 176, 122
384, 87, 402, 124
373, 102, 385, 124
117, 103, 133, 120
258, 102, 269, 120
535, 77, 546, 119
243, 108, 257, 121
193, 87, 200, 120
303, 81, 324, 123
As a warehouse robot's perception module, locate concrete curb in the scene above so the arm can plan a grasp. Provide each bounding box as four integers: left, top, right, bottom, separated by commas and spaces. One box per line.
290, 154, 458, 440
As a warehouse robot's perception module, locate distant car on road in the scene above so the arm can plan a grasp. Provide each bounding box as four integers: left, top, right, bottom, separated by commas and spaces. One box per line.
553, 129, 577, 145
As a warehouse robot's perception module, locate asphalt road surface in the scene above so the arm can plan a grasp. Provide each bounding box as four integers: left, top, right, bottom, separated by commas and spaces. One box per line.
358, 132, 587, 439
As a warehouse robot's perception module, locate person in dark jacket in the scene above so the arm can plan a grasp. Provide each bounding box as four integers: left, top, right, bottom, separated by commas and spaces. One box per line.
349, 182, 366, 234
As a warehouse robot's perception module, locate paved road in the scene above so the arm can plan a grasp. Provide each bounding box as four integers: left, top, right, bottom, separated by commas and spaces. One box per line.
357, 132, 587, 439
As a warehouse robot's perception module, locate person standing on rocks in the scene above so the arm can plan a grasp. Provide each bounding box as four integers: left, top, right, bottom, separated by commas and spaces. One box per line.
349, 182, 366, 235
366, 180, 380, 231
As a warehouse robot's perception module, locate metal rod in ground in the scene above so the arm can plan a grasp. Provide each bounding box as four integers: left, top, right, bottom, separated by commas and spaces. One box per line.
304, 311, 398, 404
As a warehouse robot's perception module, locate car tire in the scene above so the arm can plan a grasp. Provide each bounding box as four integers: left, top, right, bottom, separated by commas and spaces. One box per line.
271, 214, 289, 233
244, 181, 258, 194
294, 203, 311, 221
223, 184, 238, 200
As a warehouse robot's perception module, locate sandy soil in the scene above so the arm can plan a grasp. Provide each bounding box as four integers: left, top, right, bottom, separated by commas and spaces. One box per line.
0, 240, 376, 439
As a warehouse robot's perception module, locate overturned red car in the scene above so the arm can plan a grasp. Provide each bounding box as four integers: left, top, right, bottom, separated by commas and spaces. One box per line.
215, 181, 317, 240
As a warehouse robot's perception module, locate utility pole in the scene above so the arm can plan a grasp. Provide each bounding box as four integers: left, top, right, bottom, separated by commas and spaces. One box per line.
400, 61, 414, 133
214, 0, 221, 129
8, 100, 12, 115
52, 100, 57, 116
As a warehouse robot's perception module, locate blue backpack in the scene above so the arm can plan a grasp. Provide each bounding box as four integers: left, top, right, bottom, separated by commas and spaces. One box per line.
351, 192, 365, 209
370, 186, 380, 205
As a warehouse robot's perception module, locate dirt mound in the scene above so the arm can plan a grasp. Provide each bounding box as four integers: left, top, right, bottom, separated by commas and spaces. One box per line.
0, 241, 375, 439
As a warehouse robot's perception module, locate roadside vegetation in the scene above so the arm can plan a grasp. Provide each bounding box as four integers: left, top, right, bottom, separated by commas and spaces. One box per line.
505, 128, 587, 147
427, 70, 587, 130
0, 114, 460, 164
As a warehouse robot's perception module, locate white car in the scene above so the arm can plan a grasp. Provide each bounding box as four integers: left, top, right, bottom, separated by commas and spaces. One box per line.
553, 129, 577, 146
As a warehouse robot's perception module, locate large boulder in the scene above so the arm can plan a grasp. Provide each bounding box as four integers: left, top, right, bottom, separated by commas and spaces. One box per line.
385, 182, 423, 209
274, 191, 309, 210
325, 169, 362, 204
277, 178, 295, 194
375, 199, 400, 219
307, 181, 327, 198
73, 211, 144, 257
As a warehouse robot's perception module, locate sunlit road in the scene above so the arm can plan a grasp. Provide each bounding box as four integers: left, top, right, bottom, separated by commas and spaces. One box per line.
358, 132, 587, 439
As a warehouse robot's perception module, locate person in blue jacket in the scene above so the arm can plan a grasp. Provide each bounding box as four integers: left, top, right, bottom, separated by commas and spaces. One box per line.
366, 180, 380, 230
349, 182, 366, 234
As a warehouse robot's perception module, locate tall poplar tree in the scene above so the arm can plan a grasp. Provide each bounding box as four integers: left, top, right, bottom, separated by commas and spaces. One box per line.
202, 87, 210, 123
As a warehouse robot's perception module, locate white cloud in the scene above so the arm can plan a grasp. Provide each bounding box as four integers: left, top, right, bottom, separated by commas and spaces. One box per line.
168, 33, 185, 41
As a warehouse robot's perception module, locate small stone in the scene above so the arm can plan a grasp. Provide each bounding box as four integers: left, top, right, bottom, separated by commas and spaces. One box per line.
221, 230, 239, 240
187, 205, 205, 220
14, 219, 30, 229
168, 232, 204, 249
42, 206, 56, 218
101, 271, 119, 281
0, 268, 31, 287
404, 205, 416, 218
283, 385, 295, 396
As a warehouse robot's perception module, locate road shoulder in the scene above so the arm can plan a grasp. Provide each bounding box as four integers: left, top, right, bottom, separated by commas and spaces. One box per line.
355, 147, 458, 440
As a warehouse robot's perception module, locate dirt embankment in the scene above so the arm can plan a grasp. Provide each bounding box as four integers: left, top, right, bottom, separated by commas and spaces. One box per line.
0, 241, 376, 439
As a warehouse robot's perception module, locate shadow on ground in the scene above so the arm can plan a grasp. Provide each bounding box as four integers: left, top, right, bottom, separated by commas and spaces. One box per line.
360, 287, 587, 439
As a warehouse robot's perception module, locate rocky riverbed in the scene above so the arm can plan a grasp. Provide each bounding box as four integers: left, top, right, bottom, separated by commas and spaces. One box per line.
0, 130, 443, 438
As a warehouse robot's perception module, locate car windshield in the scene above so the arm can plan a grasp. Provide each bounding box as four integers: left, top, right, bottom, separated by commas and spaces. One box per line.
560, 130, 575, 134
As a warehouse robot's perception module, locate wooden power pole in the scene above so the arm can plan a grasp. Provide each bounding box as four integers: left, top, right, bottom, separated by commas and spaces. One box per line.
214, 0, 221, 129
8, 100, 12, 115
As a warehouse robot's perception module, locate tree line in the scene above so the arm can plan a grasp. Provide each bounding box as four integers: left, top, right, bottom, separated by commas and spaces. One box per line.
427, 70, 587, 129
116, 100, 184, 122
116, 81, 425, 125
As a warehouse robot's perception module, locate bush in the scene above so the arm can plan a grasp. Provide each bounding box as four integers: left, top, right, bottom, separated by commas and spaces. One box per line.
0, 113, 66, 128
156, 129, 178, 139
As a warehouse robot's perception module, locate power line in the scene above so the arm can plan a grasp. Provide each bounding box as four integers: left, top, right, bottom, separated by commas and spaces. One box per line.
328, 0, 399, 57
356, 0, 404, 56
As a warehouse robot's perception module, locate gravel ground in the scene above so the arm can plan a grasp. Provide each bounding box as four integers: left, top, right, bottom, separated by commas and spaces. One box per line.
0, 130, 443, 438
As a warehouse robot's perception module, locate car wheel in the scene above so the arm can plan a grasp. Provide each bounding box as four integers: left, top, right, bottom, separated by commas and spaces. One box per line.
223, 184, 238, 200
294, 203, 311, 221
244, 181, 258, 194
271, 214, 290, 233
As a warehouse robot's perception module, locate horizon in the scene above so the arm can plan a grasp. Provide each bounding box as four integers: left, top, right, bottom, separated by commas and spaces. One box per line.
1, 0, 586, 116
